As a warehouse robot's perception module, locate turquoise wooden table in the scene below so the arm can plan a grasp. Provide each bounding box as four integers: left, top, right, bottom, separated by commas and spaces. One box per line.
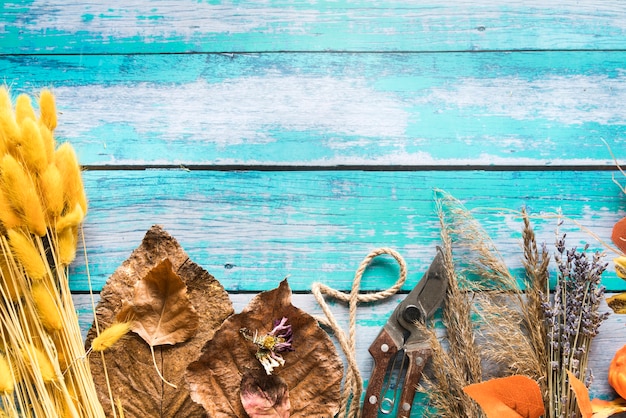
3, 1, 626, 416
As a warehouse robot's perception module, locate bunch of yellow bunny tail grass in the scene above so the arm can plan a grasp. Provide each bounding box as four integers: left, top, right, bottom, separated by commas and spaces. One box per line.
0, 87, 104, 417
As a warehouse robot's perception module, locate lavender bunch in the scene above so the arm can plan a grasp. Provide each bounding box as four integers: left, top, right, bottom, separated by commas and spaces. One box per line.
544, 233, 609, 418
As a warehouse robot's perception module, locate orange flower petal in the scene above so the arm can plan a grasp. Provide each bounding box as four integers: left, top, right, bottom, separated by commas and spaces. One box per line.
463, 375, 544, 418
566, 370, 593, 418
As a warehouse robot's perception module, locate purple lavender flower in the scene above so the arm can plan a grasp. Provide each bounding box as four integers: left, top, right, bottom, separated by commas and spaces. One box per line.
542, 233, 610, 417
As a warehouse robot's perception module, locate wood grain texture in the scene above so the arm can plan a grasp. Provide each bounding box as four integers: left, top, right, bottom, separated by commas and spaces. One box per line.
6, 0, 626, 411
70, 169, 626, 293
3, 52, 626, 166
2, 1, 626, 53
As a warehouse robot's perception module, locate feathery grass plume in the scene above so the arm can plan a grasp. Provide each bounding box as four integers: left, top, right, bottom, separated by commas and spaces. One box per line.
0, 257, 23, 302
6, 229, 46, 280
55, 143, 87, 215
38, 90, 57, 131
0, 154, 47, 236
20, 343, 57, 383
0, 191, 22, 232
435, 190, 545, 381
40, 164, 65, 219
416, 322, 484, 417
55, 203, 84, 232
0, 352, 15, 394
14, 95, 35, 125
429, 190, 483, 418
57, 226, 77, 265
17, 118, 48, 173
0, 87, 21, 155
435, 190, 482, 383
91, 322, 132, 353
38, 123, 56, 164
31, 281, 63, 332
521, 208, 550, 403
0, 87, 12, 111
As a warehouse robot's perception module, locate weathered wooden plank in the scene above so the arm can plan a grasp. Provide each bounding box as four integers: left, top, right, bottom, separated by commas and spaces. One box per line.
69, 169, 626, 293
3, 52, 626, 167
2, 1, 626, 53
74, 293, 626, 412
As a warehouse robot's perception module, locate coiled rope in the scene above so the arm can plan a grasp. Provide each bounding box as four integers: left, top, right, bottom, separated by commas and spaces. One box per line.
312, 247, 408, 418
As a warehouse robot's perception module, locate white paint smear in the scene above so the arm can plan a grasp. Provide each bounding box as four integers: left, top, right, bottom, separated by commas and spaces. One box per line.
54, 77, 409, 145
16, 0, 626, 40
17, 1, 319, 38
425, 74, 626, 126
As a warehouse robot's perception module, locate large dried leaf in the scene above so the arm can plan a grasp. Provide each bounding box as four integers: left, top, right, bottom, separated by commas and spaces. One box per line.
86, 225, 234, 418
118, 258, 199, 346
186, 279, 342, 418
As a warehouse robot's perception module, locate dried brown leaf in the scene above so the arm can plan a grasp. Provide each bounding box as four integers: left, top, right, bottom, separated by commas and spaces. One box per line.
118, 258, 199, 346
86, 225, 234, 418
186, 279, 342, 418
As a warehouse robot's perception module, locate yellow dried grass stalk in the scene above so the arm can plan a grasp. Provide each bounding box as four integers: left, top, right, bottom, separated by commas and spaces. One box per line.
0, 88, 12, 111
6, 229, 46, 280
0, 107, 20, 151
0, 352, 15, 394
0, 88, 104, 417
0, 154, 47, 236
57, 227, 78, 265
0, 257, 23, 302
56, 203, 84, 232
0, 191, 22, 232
40, 164, 65, 219
20, 343, 56, 383
31, 282, 63, 332
55, 143, 88, 215
38, 123, 56, 167
17, 118, 48, 174
38, 90, 57, 131
14, 95, 35, 125
91, 322, 132, 353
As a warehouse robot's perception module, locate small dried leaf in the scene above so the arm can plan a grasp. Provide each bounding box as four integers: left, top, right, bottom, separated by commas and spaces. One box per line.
566, 370, 593, 418
186, 279, 342, 418
463, 375, 545, 418
118, 258, 199, 346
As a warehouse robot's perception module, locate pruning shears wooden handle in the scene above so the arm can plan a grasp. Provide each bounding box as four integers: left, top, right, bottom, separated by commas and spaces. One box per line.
361, 248, 446, 418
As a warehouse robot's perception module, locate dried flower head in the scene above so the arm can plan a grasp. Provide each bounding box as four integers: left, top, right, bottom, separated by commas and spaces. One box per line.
241, 317, 294, 375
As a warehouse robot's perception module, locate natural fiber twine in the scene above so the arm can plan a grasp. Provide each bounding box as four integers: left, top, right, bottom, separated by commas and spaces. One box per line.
312, 248, 408, 418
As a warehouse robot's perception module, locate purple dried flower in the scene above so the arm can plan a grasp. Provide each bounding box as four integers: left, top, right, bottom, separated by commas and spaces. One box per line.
240, 317, 294, 375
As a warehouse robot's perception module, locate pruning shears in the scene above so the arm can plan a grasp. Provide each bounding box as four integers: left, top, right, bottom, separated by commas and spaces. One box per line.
362, 248, 447, 418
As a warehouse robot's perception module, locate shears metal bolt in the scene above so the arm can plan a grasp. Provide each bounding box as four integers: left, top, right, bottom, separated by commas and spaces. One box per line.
402, 304, 422, 323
